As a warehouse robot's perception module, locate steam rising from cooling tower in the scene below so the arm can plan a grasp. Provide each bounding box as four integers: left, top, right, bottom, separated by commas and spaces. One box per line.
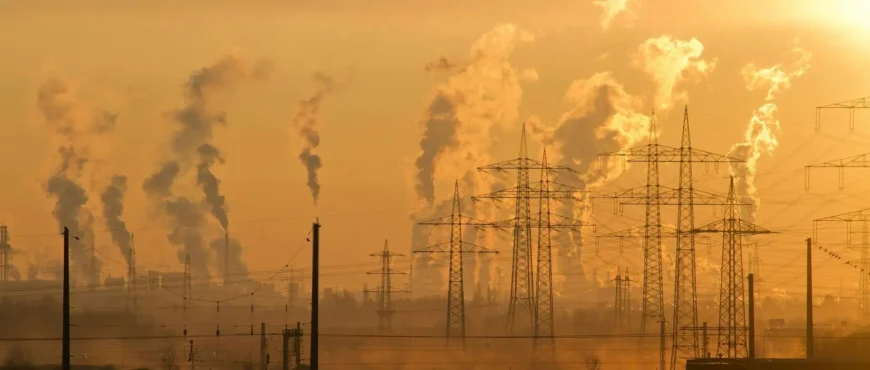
728, 47, 811, 221
411, 23, 536, 294
293, 72, 335, 205
538, 36, 715, 291
594, 0, 631, 29
38, 78, 117, 284
143, 55, 270, 277
633, 35, 717, 111
101, 175, 133, 267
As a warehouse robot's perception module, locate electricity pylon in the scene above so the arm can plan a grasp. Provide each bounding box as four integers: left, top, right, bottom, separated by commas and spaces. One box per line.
532, 148, 557, 366
596, 110, 742, 339
596, 107, 744, 370
365, 240, 407, 333
416, 181, 497, 342
813, 208, 870, 320
815, 97, 870, 131
805, 153, 870, 190
693, 177, 772, 358
474, 125, 587, 335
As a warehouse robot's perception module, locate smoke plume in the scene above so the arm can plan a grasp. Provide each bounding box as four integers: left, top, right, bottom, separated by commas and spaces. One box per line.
594, 0, 631, 29
413, 23, 536, 207
410, 23, 536, 294
210, 235, 249, 279
633, 35, 717, 111
101, 175, 132, 267
38, 79, 116, 284
293, 73, 334, 204
197, 144, 228, 229
143, 55, 269, 276
728, 47, 811, 221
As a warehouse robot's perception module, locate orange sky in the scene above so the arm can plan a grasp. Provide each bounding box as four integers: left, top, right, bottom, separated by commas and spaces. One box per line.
0, 0, 869, 300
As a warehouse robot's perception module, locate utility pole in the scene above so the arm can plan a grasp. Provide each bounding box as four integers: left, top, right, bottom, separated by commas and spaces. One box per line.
417, 181, 497, 343
693, 177, 772, 358
310, 220, 320, 370
806, 237, 813, 359
188, 340, 196, 370
0, 225, 10, 282
63, 227, 70, 370
748, 274, 755, 359
365, 240, 407, 333
260, 322, 267, 370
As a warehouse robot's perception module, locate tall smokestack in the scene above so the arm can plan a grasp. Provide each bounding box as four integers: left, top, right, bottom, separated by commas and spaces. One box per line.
224, 232, 230, 286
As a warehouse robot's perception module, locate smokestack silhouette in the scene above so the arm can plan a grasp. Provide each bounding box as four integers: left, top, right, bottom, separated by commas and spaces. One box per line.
293, 72, 335, 204
224, 232, 229, 285
101, 175, 133, 267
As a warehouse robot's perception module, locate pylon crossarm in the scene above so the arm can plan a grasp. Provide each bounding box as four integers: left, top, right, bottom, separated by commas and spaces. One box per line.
597, 225, 679, 238
418, 215, 492, 227
477, 157, 577, 174
649, 146, 743, 163
592, 185, 655, 200
613, 187, 748, 207
807, 153, 870, 168
598, 144, 743, 163
813, 208, 870, 223
692, 219, 774, 234
413, 241, 498, 254
818, 97, 870, 109
471, 183, 587, 202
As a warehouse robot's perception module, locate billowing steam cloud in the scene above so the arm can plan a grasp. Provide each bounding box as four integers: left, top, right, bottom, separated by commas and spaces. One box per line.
633, 35, 717, 111
143, 55, 269, 277
38, 78, 116, 284
410, 23, 536, 294
594, 0, 630, 29
293, 73, 335, 204
101, 175, 132, 267
729, 47, 811, 221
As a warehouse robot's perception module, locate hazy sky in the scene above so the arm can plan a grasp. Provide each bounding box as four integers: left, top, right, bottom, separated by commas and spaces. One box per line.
1, 0, 869, 299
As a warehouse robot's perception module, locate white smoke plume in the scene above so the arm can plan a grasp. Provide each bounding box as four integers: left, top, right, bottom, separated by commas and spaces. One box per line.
593, 0, 631, 29
535, 72, 649, 293
293, 72, 335, 205
729, 47, 811, 221
38, 78, 117, 284
143, 55, 270, 277
633, 35, 717, 111
410, 23, 536, 294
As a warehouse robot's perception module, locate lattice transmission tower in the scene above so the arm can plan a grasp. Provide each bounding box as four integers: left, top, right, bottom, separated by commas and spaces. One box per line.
474, 125, 590, 335
693, 177, 772, 358
365, 240, 407, 333
417, 181, 497, 342
813, 208, 870, 321
595, 110, 742, 339
815, 97, 870, 131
